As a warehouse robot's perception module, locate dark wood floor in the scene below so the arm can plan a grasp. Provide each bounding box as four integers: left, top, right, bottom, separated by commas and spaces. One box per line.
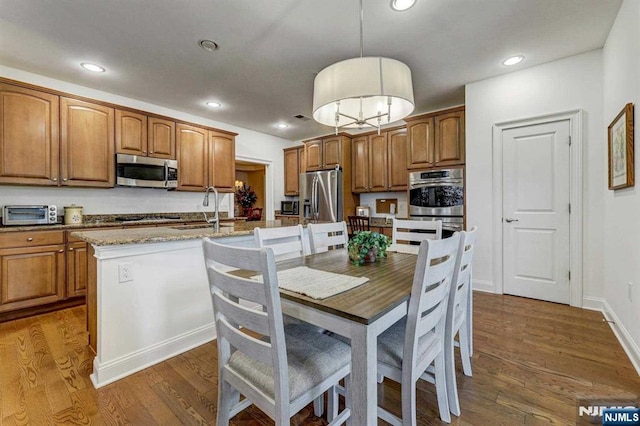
1, 292, 638, 425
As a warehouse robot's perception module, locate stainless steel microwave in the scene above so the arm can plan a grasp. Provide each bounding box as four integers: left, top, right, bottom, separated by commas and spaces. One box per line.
2, 205, 58, 225
116, 154, 178, 189
281, 200, 298, 215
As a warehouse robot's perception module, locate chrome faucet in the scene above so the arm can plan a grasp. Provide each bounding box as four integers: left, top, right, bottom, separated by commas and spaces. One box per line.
202, 186, 219, 233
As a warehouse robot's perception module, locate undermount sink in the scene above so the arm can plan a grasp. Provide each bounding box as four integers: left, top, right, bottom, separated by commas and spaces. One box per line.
171, 223, 234, 230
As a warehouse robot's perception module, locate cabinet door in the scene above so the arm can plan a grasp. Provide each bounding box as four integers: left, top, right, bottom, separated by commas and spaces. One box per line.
322, 136, 342, 168
0, 244, 65, 312
0, 83, 59, 186
209, 131, 236, 191
284, 147, 300, 195
351, 136, 369, 193
387, 128, 408, 190
298, 147, 306, 175
368, 133, 388, 192
115, 109, 147, 156
407, 117, 435, 169
305, 139, 323, 171
148, 117, 175, 159
66, 241, 88, 298
434, 110, 465, 166
176, 123, 208, 191
60, 98, 115, 187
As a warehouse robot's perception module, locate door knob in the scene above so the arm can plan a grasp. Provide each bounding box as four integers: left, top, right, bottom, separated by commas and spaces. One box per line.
505, 218, 519, 223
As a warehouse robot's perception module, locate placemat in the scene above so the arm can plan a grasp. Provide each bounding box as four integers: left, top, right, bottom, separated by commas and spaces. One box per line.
252, 266, 369, 300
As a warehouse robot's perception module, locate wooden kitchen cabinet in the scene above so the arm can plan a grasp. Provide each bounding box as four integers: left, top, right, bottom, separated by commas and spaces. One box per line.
304, 135, 350, 171
0, 231, 66, 313
60, 97, 115, 187
351, 128, 407, 193
284, 146, 304, 195
0, 82, 60, 186
66, 241, 88, 298
176, 124, 237, 192
406, 106, 465, 169
116, 110, 176, 159
304, 139, 323, 171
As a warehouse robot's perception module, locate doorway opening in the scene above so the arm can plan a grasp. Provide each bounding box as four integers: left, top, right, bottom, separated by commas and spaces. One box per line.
492, 110, 584, 307
234, 156, 273, 221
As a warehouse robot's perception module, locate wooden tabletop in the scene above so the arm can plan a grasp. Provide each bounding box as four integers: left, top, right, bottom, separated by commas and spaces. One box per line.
275, 250, 416, 325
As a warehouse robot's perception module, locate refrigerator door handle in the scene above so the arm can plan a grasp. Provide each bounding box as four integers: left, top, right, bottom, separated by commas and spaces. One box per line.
311, 175, 318, 221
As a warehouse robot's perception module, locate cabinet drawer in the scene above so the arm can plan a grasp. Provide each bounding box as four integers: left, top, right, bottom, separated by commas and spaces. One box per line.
0, 230, 65, 249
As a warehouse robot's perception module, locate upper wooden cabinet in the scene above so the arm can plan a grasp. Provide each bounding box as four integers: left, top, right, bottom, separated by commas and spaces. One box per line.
304, 135, 350, 171
176, 124, 236, 192
208, 131, 236, 191
60, 97, 115, 187
116, 110, 176, 159
284, 146, 304, 195
0, 83, 60, 186
406, 106, 465, 169
351, 128, 407, 193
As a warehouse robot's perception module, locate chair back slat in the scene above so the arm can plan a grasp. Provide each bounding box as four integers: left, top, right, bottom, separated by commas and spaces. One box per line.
207, 269, 267, 305
212, 291, 271, 336
254, 225, 307, 260
449, 227, 477, 328
308, 221, 349, 254
348, 216, 370, 234
217, 317, 274, 365
392, 219, 443, 247
403, 234, 460, 374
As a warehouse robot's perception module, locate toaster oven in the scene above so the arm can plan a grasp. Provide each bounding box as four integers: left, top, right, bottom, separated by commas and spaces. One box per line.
2, 205, 58, 226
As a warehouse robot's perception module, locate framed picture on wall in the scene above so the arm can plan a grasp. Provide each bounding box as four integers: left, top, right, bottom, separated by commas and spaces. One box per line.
608, 103, 634, 190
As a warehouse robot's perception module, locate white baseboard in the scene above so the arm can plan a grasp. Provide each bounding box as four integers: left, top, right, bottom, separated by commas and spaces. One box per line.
472, 279, 495, 293
581, 296, 605, 311
90, 324, 216, 388
601, 301, 640, 377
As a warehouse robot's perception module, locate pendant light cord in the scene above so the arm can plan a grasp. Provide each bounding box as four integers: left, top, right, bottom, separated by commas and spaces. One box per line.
359, 0, 364, 58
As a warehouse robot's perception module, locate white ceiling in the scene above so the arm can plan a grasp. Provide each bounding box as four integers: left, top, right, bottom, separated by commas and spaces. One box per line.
0, 0, 622, 141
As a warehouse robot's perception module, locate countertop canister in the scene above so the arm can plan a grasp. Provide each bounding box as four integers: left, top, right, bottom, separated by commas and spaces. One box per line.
64, 205, 83, 225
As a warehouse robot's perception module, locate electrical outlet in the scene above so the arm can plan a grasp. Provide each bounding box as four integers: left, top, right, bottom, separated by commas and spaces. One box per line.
629, 281, 633, 302
118, 263, 133, 283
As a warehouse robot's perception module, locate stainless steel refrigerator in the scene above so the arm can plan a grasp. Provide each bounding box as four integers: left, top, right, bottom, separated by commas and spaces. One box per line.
299, 169, 343, 223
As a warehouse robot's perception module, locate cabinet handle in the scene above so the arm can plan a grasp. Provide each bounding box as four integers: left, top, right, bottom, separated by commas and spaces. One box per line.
143, 151, 147, 154
63, 178, 68, 182
52, 177, 57, 182
150, 151, 154, 154
58, 249, 64, 253
69, 247, 74, 251
27, 237, 33, 242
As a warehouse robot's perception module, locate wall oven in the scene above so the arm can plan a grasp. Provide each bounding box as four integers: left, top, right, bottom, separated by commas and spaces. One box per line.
409, 167, 464, 234
116, 154, 178, 189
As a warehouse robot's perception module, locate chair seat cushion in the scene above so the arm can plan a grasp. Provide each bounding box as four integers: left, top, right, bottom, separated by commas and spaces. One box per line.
377, 318, 440, 369
227, 323, 350, 401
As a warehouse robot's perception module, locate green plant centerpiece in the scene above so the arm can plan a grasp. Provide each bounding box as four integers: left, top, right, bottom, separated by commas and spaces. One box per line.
347, 230, 390, 265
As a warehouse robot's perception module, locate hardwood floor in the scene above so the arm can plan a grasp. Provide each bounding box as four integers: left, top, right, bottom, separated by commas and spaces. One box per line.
0, 292, 638, 425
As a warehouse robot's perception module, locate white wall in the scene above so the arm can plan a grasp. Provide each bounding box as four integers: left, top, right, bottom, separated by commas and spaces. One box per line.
465, 50, 604, 300
602, 0, 640, 364
0, 65, 296, 217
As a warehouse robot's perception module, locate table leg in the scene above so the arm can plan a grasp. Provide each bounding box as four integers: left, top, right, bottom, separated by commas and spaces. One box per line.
347, 322, 377, 425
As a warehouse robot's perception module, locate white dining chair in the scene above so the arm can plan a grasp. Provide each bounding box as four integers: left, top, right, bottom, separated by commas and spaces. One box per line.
254, 224, 307, 260
376, 233, 460, 425
390, 219, 442, 254
444, 226, 477, 416
307, 221, 349, 254
202, 239, 351, 426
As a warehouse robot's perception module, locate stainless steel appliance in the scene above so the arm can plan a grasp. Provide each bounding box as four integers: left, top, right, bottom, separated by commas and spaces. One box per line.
2, 205, 58, 225
116, 154, 178, 189
409, 167, 464, 234
280, 200, 299, 215
299, 169, 342, 223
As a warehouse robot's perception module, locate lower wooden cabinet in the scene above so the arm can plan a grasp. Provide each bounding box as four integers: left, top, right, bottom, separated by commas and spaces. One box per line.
0, 243, 66, 313
66, 241, 88, 298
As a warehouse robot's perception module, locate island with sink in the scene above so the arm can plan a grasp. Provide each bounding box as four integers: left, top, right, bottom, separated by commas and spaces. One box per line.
71, 219, 297, 388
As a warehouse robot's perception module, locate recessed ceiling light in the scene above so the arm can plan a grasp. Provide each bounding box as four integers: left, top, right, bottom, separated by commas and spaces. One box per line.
206, 101, 221, 108
198, 39, 219, 52
502, 55, 524, 66
80, 63, 105, 73
277, 123, 289, 129
391, 0, 416, 11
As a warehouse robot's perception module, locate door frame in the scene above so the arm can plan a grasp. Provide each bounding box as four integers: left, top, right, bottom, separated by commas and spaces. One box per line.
235, 155, 274, 221
491, 110, 584, 307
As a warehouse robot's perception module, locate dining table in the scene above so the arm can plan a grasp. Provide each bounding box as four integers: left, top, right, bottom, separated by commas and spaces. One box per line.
273, 249, 418, 426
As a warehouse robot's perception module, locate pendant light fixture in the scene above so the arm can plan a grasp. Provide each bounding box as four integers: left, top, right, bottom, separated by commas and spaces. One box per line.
312, 0, 415, 134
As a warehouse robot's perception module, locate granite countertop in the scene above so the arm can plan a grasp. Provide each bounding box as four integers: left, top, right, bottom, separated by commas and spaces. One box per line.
0, 212, 233, 233
71, 220, 285, 246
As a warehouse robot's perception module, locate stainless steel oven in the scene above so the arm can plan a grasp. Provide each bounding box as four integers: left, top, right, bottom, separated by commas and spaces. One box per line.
2, 205, 58, 225
408, 167, 464, 234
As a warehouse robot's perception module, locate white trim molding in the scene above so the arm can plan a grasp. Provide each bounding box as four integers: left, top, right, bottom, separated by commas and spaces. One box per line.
236, 154, 274, 221
602, 301, 640, 377
472, 279, 496, 294
492, 109, 584, 307
581, 296, 606, 312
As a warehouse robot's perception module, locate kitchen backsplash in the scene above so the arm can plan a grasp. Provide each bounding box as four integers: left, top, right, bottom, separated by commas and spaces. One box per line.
0, 185, 232, 216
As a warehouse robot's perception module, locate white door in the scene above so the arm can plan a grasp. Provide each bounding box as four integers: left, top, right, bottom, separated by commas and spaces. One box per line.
502, 119, 571, 304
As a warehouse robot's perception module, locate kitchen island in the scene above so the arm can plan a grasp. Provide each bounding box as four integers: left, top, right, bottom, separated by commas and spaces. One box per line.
72, 220, 292, 388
